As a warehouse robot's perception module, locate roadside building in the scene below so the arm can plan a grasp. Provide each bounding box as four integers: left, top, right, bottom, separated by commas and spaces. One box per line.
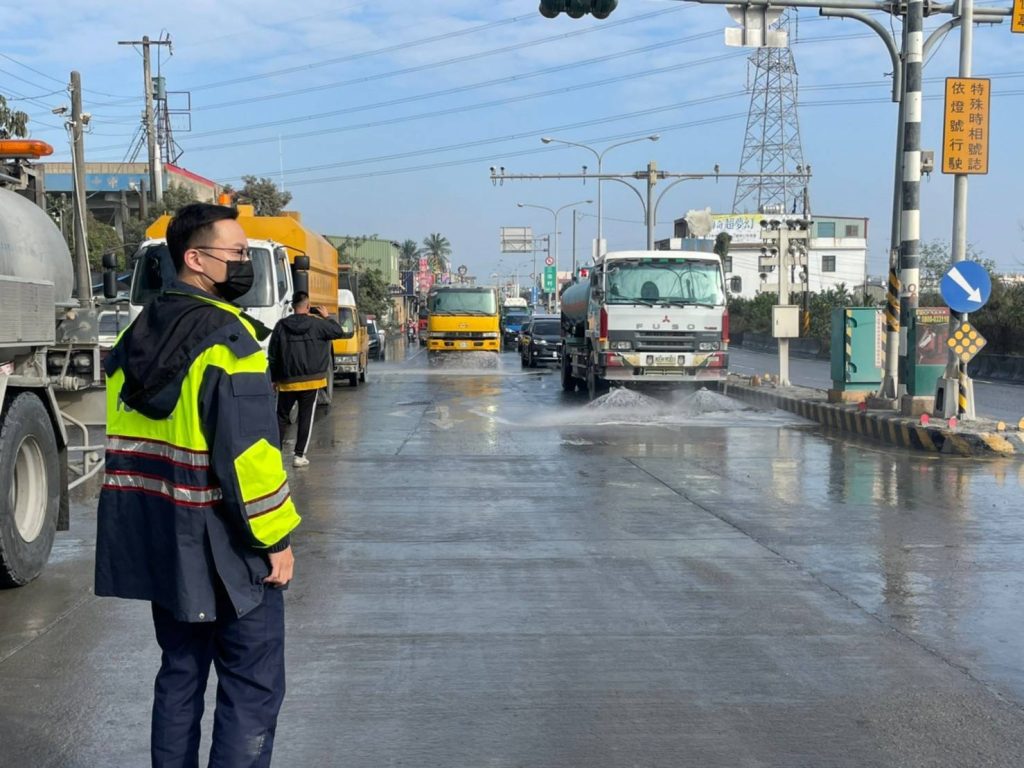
38, 161, 219, 239
659, 213, 869, 300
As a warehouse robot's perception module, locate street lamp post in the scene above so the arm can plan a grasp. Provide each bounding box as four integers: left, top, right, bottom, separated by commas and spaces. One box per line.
517, 199, 592, 312
541, 134, 659, 260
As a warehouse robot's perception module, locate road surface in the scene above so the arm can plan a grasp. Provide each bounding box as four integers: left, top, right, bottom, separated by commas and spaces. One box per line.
3, 342, 1024, 767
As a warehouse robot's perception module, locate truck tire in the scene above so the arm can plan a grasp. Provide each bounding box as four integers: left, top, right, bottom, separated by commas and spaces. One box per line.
561, 354, 577, 392
0, 393, 61, 587
359, 363, 367, 383
586, 361, 607, 401
348, 373, 359, 387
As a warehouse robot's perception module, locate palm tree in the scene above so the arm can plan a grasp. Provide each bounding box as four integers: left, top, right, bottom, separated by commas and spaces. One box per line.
421, 233, 452, 275
399, 239, 420, 273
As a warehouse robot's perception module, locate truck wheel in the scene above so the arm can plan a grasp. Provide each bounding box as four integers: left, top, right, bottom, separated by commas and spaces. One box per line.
359, 365, 366, 383
348, 373, 359, 387
561, 355, 577, 392
0, 393, 61, 587
586, 364, 607, 401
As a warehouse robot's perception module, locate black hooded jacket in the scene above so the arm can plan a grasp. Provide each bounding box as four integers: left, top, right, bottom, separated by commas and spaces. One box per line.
95, 282, 300, 623
268, 312, 347, 390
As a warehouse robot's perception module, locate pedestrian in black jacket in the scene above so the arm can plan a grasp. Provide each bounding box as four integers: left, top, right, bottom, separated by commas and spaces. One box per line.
268, 292, 347, 467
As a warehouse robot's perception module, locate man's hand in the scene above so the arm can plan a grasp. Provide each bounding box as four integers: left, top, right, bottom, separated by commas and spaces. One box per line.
265, 546, 294, 587
315, 305, 329, 318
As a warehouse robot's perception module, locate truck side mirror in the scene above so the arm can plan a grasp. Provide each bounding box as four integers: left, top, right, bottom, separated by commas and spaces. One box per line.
103, 271, 119, 300
102, 252, 118, 270
293, 255, 310, 271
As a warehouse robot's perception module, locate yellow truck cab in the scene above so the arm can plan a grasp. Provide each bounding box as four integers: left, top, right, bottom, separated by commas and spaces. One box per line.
333, 289, 369, 386
426, 286, 500, 354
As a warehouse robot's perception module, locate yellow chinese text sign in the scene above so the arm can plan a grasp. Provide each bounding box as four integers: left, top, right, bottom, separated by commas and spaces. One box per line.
942, 78, 990, 175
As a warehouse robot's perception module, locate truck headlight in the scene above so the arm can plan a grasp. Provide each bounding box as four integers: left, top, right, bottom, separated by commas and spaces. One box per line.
611, 341, 632, 351
334, 355, 357, 365
698, 341, 722, 352
481, 332, 499, 339
73, 353, 93, 371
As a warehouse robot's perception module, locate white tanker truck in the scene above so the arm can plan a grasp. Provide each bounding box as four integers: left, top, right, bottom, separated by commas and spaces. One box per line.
560, 250, 730, 399
0, 140, 108, 586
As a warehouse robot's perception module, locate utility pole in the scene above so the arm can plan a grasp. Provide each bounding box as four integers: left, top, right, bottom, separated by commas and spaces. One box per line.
679, 0, 1009, 410
645, 162, 658, 249
939, 0, 978, 419
496, 168, 801, 253
69, 71, 90, 303
119, 36, 172, 207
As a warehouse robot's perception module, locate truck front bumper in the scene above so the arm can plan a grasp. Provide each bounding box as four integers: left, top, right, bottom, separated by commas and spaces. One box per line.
428, 339, 500, 352
601, 350, 728, 382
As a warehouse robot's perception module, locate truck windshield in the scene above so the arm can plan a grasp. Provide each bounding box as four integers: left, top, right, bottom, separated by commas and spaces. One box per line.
130, 243, 275, 308
605, 260, 724, 307
338, 307, 356, 335
503, 310, 530, 323
428, 290, 497, 315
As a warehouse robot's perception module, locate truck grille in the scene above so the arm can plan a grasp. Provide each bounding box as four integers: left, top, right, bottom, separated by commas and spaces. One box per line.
438, 331, 491, 339
634, 331, 698, 352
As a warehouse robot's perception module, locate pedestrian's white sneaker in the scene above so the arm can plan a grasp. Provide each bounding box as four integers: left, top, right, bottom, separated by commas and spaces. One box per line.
292, 455, 310, 468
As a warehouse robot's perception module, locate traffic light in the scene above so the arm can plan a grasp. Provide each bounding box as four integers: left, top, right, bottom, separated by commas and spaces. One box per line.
538, 0, 618, 19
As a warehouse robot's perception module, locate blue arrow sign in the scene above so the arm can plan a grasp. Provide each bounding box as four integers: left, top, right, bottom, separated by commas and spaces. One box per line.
940, 260, 991, 313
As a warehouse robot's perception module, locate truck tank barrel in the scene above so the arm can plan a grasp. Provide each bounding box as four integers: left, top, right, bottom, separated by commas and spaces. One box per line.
560, 280, 591, 328
0, 188, 74, 303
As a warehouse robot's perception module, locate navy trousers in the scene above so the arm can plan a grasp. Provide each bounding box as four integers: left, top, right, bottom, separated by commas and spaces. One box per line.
150, 585, 285, 768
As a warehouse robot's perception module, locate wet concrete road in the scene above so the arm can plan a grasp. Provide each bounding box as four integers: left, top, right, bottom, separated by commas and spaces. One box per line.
3, 342, 1024, 767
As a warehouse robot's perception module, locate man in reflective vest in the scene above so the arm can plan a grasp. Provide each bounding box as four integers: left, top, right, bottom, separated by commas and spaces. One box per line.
95, 202, 301, 768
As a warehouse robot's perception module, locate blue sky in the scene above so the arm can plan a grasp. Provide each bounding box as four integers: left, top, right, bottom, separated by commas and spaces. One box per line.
3, 0, 1022, 281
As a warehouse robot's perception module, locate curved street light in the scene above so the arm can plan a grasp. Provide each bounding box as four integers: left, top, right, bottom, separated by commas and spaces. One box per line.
540, 134, 659, 257
517, 199, 592, 310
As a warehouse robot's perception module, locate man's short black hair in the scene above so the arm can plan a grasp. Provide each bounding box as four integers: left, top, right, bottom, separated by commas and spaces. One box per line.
166, 203, 239, 274
292, 291, 310, 308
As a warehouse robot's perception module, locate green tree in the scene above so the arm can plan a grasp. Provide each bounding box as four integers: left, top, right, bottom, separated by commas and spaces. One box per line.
0, 94, 29, 139
356, 268, 393, 322
86, 213, 123, 272
235, 176, 292, 216
421, 232, 451, 274
399, 239, 420, 272
918, 239, 995, 294
122, 183, 199, 249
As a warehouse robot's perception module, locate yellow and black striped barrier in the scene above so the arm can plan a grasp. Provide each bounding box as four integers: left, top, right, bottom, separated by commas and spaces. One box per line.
718, 378, 1023, 457
885, 268, 900, 334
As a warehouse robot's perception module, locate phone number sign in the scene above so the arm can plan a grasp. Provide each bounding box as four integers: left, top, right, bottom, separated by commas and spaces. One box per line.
942, 77, 990, 175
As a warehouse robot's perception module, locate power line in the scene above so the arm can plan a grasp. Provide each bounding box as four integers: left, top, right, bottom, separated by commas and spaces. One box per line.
223, 87, 1024, 188
184, 50, 742, 154
187, 14, 531, 92
184, 30, 725, 142
0, 52, 136, 99
192, 5, 690, 113
179, 27, 879, 153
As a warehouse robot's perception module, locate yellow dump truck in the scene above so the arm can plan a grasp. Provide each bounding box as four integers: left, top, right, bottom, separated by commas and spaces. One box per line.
333, 288, 369, 386
426, 286, 501, 356
133, 204, 345, 399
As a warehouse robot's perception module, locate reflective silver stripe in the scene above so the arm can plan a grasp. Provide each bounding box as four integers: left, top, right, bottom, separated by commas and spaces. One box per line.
246, 482, 291, 519
107, 436, 210, 468
104, 472, 223, 506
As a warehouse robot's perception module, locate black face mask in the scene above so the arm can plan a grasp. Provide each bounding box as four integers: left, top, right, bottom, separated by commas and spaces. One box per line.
214, 259, 255, 303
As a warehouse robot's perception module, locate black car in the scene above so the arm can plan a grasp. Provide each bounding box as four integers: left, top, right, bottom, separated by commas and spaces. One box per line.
367, 319, 384, 361
519, 315, 562, 368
